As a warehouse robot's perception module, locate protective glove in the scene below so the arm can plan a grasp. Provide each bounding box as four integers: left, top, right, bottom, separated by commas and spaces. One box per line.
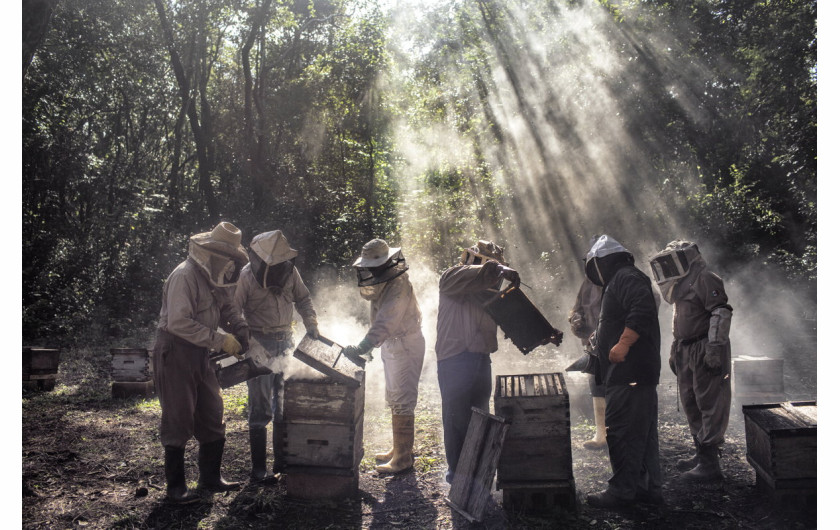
498, 265, 521, 288
609, 327, 640, 364
342, 338, 375, 364
221, 333, 244, 360
305, 323, 320, 340
703, 342, 725, 376
568, 312, 584, 335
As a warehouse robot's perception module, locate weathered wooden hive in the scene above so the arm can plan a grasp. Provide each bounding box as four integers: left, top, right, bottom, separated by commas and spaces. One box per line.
22, 347, 61, 391
111, 348, 155, 398
284, 335, 365, 499
732, 355, 785, 404
493, 372, 576, 512
743, 400, 816, 502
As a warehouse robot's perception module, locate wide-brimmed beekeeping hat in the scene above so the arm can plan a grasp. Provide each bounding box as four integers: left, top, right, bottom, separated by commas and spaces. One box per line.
189, 221, 249, 267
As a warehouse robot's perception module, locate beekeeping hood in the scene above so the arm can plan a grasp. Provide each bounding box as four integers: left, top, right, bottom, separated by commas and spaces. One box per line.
249, 230, 299, 289
460, 240, 507, 266
188, 221, 249, 287
584, 235, 633, 287
353, 238, 407, 287
649, 240, 704, 304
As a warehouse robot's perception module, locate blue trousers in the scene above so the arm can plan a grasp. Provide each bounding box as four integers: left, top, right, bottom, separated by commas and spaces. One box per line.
437, 352, 492, 483
247, 333, 292, 429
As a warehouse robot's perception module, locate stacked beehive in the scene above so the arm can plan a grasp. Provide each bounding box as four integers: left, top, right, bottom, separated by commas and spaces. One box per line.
732, 355, 785, 404
22, 347, 61, 391
494, 372, 576, 513
743, 400, 816, 503
282, 372, 365, 499
111, 348, 155, 398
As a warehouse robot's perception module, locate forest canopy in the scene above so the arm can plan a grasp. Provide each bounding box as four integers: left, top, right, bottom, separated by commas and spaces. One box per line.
22, 0, 816, 346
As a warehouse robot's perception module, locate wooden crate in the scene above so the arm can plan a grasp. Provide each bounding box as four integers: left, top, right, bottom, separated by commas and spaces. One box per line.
23, 347, 61, 391
494, 373, 574, 486
282, 374, 365, 471
446, 407, 510, 522
733, 356, 784, 400
285, 466, 359, 500
110, 348, 152, 382
743, 401, 816, 500
502, 481, 577, 513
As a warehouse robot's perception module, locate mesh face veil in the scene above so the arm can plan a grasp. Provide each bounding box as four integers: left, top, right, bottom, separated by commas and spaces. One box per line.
649, 242, 700, 285
459, 240, 507, 266
356, 251, 407, 287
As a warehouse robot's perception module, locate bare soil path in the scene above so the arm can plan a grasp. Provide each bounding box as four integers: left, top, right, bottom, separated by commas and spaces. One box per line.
22, 346, 816, 529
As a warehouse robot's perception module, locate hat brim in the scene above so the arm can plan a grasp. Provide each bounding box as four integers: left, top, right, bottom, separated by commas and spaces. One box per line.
190, 232, 249, 266
353, 246, 401, 268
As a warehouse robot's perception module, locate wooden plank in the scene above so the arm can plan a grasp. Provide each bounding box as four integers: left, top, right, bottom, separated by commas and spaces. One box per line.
446, 408, 509, 522
292, 335, 362, 388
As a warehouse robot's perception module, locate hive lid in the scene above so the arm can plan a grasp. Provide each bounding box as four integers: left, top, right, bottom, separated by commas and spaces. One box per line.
293, 335, 363, 388
482, 286, 562, 354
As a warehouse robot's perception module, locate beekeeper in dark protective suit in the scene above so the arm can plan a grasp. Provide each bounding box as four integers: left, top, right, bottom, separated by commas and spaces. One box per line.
584, 235, 663, 510
152, 221, 250, 504
650, 240, 733, 482
435, 240, 520, 484
234, 230, 319, 484
342, 239, 425, 474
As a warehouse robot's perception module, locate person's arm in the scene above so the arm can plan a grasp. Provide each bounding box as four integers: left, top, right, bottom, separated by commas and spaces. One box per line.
165, 272, 226, 350
697, 271, 733, 374
290, 268, 319, 337
609, 272, 657, 363
438, 261, 510, 295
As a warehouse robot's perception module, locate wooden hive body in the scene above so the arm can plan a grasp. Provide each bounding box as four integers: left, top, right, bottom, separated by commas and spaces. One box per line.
493, 373, 575, 498
22, 347, 61, 391
282, 372, 365, 472
743, 401, 816, 500
732, 355, 785, 403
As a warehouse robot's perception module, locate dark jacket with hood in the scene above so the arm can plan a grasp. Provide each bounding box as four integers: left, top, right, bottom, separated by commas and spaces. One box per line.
587, 246, 661, 387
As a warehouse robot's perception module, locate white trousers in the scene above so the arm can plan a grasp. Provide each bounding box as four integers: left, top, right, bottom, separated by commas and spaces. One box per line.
381, 328, 425, 415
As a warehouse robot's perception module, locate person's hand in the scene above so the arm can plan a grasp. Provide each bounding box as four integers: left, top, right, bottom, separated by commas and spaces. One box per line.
343, 338, 374, 365
498, 265, 521, 288
306, 324, 320, 340
609, 327, 640, 364
569, 313, 584, 334
221, 333, 244, 360
704, 343, 725, 376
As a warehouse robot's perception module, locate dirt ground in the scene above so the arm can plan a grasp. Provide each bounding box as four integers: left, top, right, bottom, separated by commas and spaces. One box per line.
22, 345, 817, 529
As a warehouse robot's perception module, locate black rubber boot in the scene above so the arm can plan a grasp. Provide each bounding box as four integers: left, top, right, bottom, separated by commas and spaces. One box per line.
586, 489, 631, 510
249, 427, 278, 484
680, 444, 723, 482
676, 435, 700, 472
197, 439, 242, 492
163, 446, 199, 504
272, 421, 286, 474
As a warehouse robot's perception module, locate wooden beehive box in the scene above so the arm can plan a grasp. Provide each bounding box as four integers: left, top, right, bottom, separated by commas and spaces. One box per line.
111, 348, 153, 382
493, 373, 574, 491
743, 401, 816, 499
22, 347, 61, 391
483, 285, 560, 355
733, 356, 785, 403
282, 372, 365, 472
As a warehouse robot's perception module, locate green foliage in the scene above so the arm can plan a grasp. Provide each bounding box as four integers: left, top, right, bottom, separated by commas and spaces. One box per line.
22, 0, 817, 343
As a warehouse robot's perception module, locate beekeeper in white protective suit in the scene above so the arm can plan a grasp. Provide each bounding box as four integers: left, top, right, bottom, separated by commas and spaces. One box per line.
342, 239, 425, 474
234, 230, 319, 484
650, 240, 733, 482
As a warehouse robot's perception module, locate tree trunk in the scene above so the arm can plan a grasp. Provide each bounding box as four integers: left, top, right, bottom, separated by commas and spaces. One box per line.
22, 0, 59, 79
154, 0, 219, 220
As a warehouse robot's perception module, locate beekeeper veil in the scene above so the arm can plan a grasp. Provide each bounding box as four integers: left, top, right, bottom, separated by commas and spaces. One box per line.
188, 221, 249, 287
460, 240, 507, 266
353, 239, 408, 300
649, 240, 703, 304
584, 235, 634, 287
248, 230, 299, 290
